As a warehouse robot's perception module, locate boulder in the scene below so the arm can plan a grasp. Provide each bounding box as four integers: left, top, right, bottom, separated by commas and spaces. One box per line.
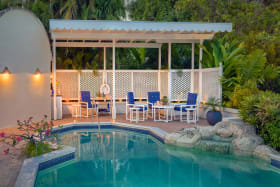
253, 145, 278, 161
197, 126, 216, 139
217, 128, 233, 138
214, 121, 229, 130
165, 132, 185, 144
176, 133, 201, 147
229, 120, 255, 137
232, 135, 264, 155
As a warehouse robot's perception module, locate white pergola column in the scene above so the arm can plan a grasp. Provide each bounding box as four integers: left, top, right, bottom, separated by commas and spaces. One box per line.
191, 42, 195, 93
168, 42, 172, 102
52, 35, 57, 120
103, 47, 107, 83
158, 47, 161, 92
112, 40, 116, 120
199, 40, 203, 102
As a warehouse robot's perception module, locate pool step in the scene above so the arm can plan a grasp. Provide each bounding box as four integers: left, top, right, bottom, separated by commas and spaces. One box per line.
194, 139, 232, 154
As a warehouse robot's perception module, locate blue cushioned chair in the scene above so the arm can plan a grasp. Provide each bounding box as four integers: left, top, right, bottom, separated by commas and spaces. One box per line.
173, 93, 199, 123
80, 91, 97, 117
126, 92, 148, 121
147, 91, 160, 118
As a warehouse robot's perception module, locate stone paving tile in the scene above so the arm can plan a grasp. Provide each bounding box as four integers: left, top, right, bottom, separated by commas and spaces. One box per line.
0, 114, 209, 187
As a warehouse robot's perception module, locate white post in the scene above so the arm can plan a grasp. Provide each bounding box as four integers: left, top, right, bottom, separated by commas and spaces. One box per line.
199, 40, 203, 103
103, 47, 107, 83
168, 42, 172, 102
219, 62, 223, 102
52, 34, 57, 120
158, 47, 161, 92
191, 42, 195, 93
112, 40, 116, 121
78, 71, 80, 102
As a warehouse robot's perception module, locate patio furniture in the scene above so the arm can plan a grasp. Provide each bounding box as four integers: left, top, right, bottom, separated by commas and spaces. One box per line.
152, 105, 174, 122
94, 95, 112, 115
72, 104, 81, 118
80, 91, 98, 117
130, 107, 140, 123
126, 92, 148, 121
147, 91, 160, 118
173, 93, 199, 123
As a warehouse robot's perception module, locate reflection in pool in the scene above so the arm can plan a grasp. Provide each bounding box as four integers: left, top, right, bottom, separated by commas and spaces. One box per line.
35, 129, 280, 187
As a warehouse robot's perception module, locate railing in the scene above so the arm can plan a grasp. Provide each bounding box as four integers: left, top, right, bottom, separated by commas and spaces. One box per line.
56, 67, 221, 102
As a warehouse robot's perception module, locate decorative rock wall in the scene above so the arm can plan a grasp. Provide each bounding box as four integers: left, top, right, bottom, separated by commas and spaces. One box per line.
164, 118, 280, 161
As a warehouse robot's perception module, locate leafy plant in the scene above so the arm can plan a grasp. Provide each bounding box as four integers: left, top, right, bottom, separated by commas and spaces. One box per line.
0, 116, 57, 157
203, 97, 222, 112
161, 96, 168, 105
239, 91, 280, 151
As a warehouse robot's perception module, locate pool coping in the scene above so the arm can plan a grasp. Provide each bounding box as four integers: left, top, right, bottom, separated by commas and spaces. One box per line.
15, 122, 280, 186
15, 146, 75, 187
15, 122, 168, 187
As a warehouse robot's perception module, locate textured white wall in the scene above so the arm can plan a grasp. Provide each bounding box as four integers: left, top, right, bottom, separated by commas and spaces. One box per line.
0, 9, 52, 128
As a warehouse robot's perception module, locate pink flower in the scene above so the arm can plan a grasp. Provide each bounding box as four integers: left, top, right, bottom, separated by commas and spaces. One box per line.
4, 149, 9, 155
16, 136, 21, 142
45, 129, 51, 136
0, 132, 5, 137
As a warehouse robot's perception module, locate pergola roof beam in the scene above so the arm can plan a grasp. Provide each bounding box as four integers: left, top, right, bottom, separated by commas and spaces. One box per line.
55, 41, 162, 48
52, 32, 215, 41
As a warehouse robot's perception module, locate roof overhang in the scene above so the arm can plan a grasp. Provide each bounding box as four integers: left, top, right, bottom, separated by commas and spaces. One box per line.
49, 19, 232, 48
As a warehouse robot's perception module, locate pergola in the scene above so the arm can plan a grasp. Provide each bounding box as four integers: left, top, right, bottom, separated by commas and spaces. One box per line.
49, 20, 232, 120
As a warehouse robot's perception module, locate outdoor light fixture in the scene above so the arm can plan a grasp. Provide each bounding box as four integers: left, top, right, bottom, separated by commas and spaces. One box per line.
33, 68, 42, 82
34, 68, 41, 75
1, 66, 11, 81
1, 66, 11, 75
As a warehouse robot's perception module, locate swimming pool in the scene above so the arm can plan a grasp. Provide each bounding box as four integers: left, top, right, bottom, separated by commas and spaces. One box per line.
35, 129, 280, 187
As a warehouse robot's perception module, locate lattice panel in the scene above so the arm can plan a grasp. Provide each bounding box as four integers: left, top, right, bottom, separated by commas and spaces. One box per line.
160, 72, 168, 98
171, 71, 191, 101
107, 72, 132, 98
56, 71, 78, 99
202, 70, 220, 101
80, 71, 103, 97
133, 72, 158, 98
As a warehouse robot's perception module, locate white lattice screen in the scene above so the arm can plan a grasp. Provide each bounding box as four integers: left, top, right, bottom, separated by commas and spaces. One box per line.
133, 71, 158, 98
171, 70, 191, 101
202, 68, 220, 101
56, 67, 221, 102
80, 71, 103, 97
56, 71, 78, 99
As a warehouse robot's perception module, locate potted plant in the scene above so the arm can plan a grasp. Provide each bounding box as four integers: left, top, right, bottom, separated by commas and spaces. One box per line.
204, 97, 223, 126
161, 96, 168, 105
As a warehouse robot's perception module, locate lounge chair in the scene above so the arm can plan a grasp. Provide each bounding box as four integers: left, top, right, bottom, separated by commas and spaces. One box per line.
80, 91, 98, 117
147, 91, 160, 118
173, 92, 199, 123
126, 92, 148, 121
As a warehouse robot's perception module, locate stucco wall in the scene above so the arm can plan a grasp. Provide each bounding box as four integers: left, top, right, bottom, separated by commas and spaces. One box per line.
0, 9, 52, 128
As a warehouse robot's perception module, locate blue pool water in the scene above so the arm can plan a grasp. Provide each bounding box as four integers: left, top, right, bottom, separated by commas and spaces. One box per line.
35, 129, 280, 187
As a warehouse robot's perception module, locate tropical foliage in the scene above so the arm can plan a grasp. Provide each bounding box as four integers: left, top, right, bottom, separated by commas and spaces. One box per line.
239, 91, 280, 151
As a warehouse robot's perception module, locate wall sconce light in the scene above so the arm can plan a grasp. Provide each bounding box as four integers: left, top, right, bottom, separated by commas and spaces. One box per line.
1, 66, 11, 75
33, 68, 41, 82
34, 68, 41, 75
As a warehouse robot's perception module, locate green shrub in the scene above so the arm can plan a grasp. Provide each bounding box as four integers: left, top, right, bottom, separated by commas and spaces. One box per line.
239, 91, 280, 151
23, 142, 52, 158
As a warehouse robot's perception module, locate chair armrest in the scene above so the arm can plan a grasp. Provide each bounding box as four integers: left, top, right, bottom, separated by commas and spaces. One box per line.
79, 101, 88, 107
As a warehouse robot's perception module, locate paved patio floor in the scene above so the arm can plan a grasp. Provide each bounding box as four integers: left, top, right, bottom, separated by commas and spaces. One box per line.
0, 114, 209, 187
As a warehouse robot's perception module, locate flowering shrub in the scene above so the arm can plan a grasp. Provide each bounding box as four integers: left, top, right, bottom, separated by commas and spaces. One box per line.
0, 116, 58, 157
